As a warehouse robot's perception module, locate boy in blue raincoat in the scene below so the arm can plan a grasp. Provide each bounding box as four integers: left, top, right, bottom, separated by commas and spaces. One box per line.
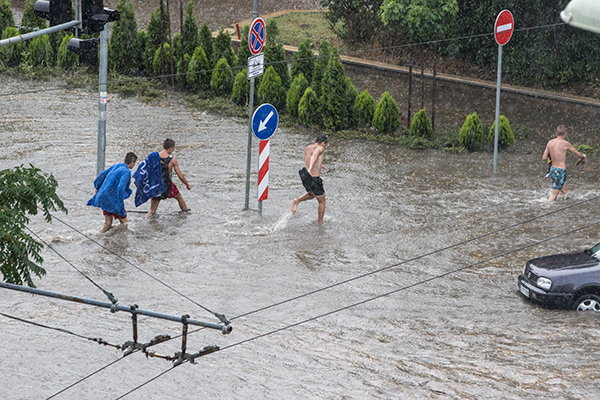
87, 152, 137, 232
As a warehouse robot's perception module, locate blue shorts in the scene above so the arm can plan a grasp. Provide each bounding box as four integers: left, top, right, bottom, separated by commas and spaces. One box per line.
549, 167, 567, 190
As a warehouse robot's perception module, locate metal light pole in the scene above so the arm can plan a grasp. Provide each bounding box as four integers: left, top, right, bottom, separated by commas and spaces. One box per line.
97, 25, 109, 176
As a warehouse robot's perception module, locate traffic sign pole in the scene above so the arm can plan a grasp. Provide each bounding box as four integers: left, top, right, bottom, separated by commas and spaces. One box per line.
493, 10, 514, 174
257, 139, 269, 214
244, 78, 255, 211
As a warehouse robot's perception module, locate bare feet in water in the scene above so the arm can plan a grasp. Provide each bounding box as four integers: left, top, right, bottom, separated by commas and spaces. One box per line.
291, 198, 298, 215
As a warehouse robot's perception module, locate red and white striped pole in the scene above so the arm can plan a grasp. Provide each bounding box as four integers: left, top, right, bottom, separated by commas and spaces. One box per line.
258, 139, 269, 205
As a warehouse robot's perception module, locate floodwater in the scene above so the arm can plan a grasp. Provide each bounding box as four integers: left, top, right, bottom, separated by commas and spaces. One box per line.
2, 60, 600, 400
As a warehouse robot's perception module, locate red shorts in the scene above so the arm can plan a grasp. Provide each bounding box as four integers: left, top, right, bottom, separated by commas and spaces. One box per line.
155, 182, 180, 200
103, 210, 127, 219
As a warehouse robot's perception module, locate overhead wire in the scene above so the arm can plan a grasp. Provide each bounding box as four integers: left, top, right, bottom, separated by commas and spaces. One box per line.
0, 22, 567, 99
113, 218, 600, 400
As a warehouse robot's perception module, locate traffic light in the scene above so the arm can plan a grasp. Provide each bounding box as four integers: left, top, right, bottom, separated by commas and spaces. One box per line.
67, 38, 98, 66
81, 0, 120, 34
34, 0, 73, 27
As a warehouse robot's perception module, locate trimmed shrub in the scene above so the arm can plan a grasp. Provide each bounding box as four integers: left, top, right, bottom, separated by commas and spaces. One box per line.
182, 1, 199, 57
211, 57, 234, 96
186, 45, 210, 91
287, 73, 309, 118
321, 54, 347, 131
353, 90, 375, 129
291, 38, 314, 82
1, 27, 26, 67
0, 0, 14, 34
235, 25, 251, 68
373, 91, 400, 134
258, 66, 286, 110
488, 115, 515, 149
311, 39, 332, 97
21, 0, 46, 33
409, 109, 434, 139
29, 35, 54, 66
231, 68, 250, 106
152, 43, 172, 76
57, 34, 78, 69
298, 87, 321, 126
144, 6, 170, 71
199, 22, 213, 66
212, 29, 235, 68
134, 30, 148, 73
264, 42, 290, 89
459, 112, 484, 151
176, 53, 191, 85
109, 0, 138, 74
343, 77, 358, 130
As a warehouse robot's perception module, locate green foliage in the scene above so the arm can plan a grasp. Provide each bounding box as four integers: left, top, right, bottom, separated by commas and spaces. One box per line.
291, 38, 315, 83
353, 90, 375, 129
0, 165, 67, 287
372, 91, 400, 134
343, 77, 358, 130
171, 32, 182, 64
311, 39, 332, 97
144, 5, 170, 72
0, 0, 14, 34
21, 0, 47, 33
231, 68, 250, 106
182, 1, 199, 57
199, 22, 213, 66
211, 57, 234, 96
381, 0, 459, 42
152, 43, 172, 76
298, 87, 321, 126
321, 54, 348, 131
28, 35, 54, 66
459, 112, 484, 152
488, 115, 515, 149
57, 34, 78, 69
187, 45, 210, 91
264, 42, 290, 89
212, 29, 235, 68
109, 0, 138, 74
409, 109, 433, 139
574, 144, 596, 156
257, 66, 286, 110
176, 53, 191, 85
1, 27, 26, 67
320, 0, 385, 43
135, 30, 148, 73
235, 25, 251, 68
287, 73, 309, 118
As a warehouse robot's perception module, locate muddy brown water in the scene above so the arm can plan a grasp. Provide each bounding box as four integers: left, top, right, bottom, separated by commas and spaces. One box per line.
2, 64, 600, 400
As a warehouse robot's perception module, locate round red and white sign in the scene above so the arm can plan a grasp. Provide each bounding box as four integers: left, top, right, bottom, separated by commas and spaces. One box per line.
494, 10, 514, 46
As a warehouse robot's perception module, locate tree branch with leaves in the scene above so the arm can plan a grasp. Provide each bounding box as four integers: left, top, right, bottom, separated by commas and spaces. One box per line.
0, 165, 67, 287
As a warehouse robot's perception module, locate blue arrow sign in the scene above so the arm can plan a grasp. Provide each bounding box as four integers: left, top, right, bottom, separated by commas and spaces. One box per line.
252, 103, 278, 140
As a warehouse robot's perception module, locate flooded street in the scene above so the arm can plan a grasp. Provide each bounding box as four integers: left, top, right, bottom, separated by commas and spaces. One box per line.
2, 70, 600, 400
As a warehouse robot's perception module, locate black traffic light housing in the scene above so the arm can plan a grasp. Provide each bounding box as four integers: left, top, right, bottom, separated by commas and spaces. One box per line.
67, 38, 99, 66
34, 0, 72, 27
81, 0, 120, 34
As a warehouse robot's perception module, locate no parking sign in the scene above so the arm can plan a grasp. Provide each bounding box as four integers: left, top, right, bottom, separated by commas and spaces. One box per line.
249, 18, 266, 55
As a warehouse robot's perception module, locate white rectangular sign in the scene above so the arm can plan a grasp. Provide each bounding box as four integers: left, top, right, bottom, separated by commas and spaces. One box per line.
247, 53, 264, 79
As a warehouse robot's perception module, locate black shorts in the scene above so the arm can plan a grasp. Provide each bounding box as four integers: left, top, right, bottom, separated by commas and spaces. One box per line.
299, 167, 325, 196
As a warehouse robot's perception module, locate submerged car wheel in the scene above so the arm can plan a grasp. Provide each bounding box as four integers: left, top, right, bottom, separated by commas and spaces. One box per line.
575, 294, 600, 312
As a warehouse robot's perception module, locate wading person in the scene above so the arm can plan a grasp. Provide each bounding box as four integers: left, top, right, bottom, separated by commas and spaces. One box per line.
542, 125, 586, 202
145, 139, 191, 218
87, 152, 138, 232
291, 134, 328, 223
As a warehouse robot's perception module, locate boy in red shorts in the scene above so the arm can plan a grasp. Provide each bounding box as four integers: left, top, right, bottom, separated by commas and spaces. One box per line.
145, 139, 191, 219
87, 152, 137, 232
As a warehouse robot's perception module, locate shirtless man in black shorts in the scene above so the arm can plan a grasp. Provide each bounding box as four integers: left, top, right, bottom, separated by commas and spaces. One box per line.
291, 134, 328, 223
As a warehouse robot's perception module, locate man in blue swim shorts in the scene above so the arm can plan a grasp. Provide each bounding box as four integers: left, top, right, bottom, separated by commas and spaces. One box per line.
542, 125, 586, 202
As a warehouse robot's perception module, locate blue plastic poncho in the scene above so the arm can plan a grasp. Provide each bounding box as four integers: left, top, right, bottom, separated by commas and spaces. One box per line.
86, 163, 132, 217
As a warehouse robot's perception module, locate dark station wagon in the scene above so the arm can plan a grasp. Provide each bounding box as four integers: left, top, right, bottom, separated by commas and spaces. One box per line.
518, 242, 600, 311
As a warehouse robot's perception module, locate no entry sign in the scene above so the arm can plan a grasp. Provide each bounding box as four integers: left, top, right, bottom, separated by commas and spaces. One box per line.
494, 10, 514, 46
249, 17, 266, 55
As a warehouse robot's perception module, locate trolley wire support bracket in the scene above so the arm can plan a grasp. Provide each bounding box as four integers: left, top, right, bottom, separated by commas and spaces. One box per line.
122, 334, 172, 357
173, 345, 220, 366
